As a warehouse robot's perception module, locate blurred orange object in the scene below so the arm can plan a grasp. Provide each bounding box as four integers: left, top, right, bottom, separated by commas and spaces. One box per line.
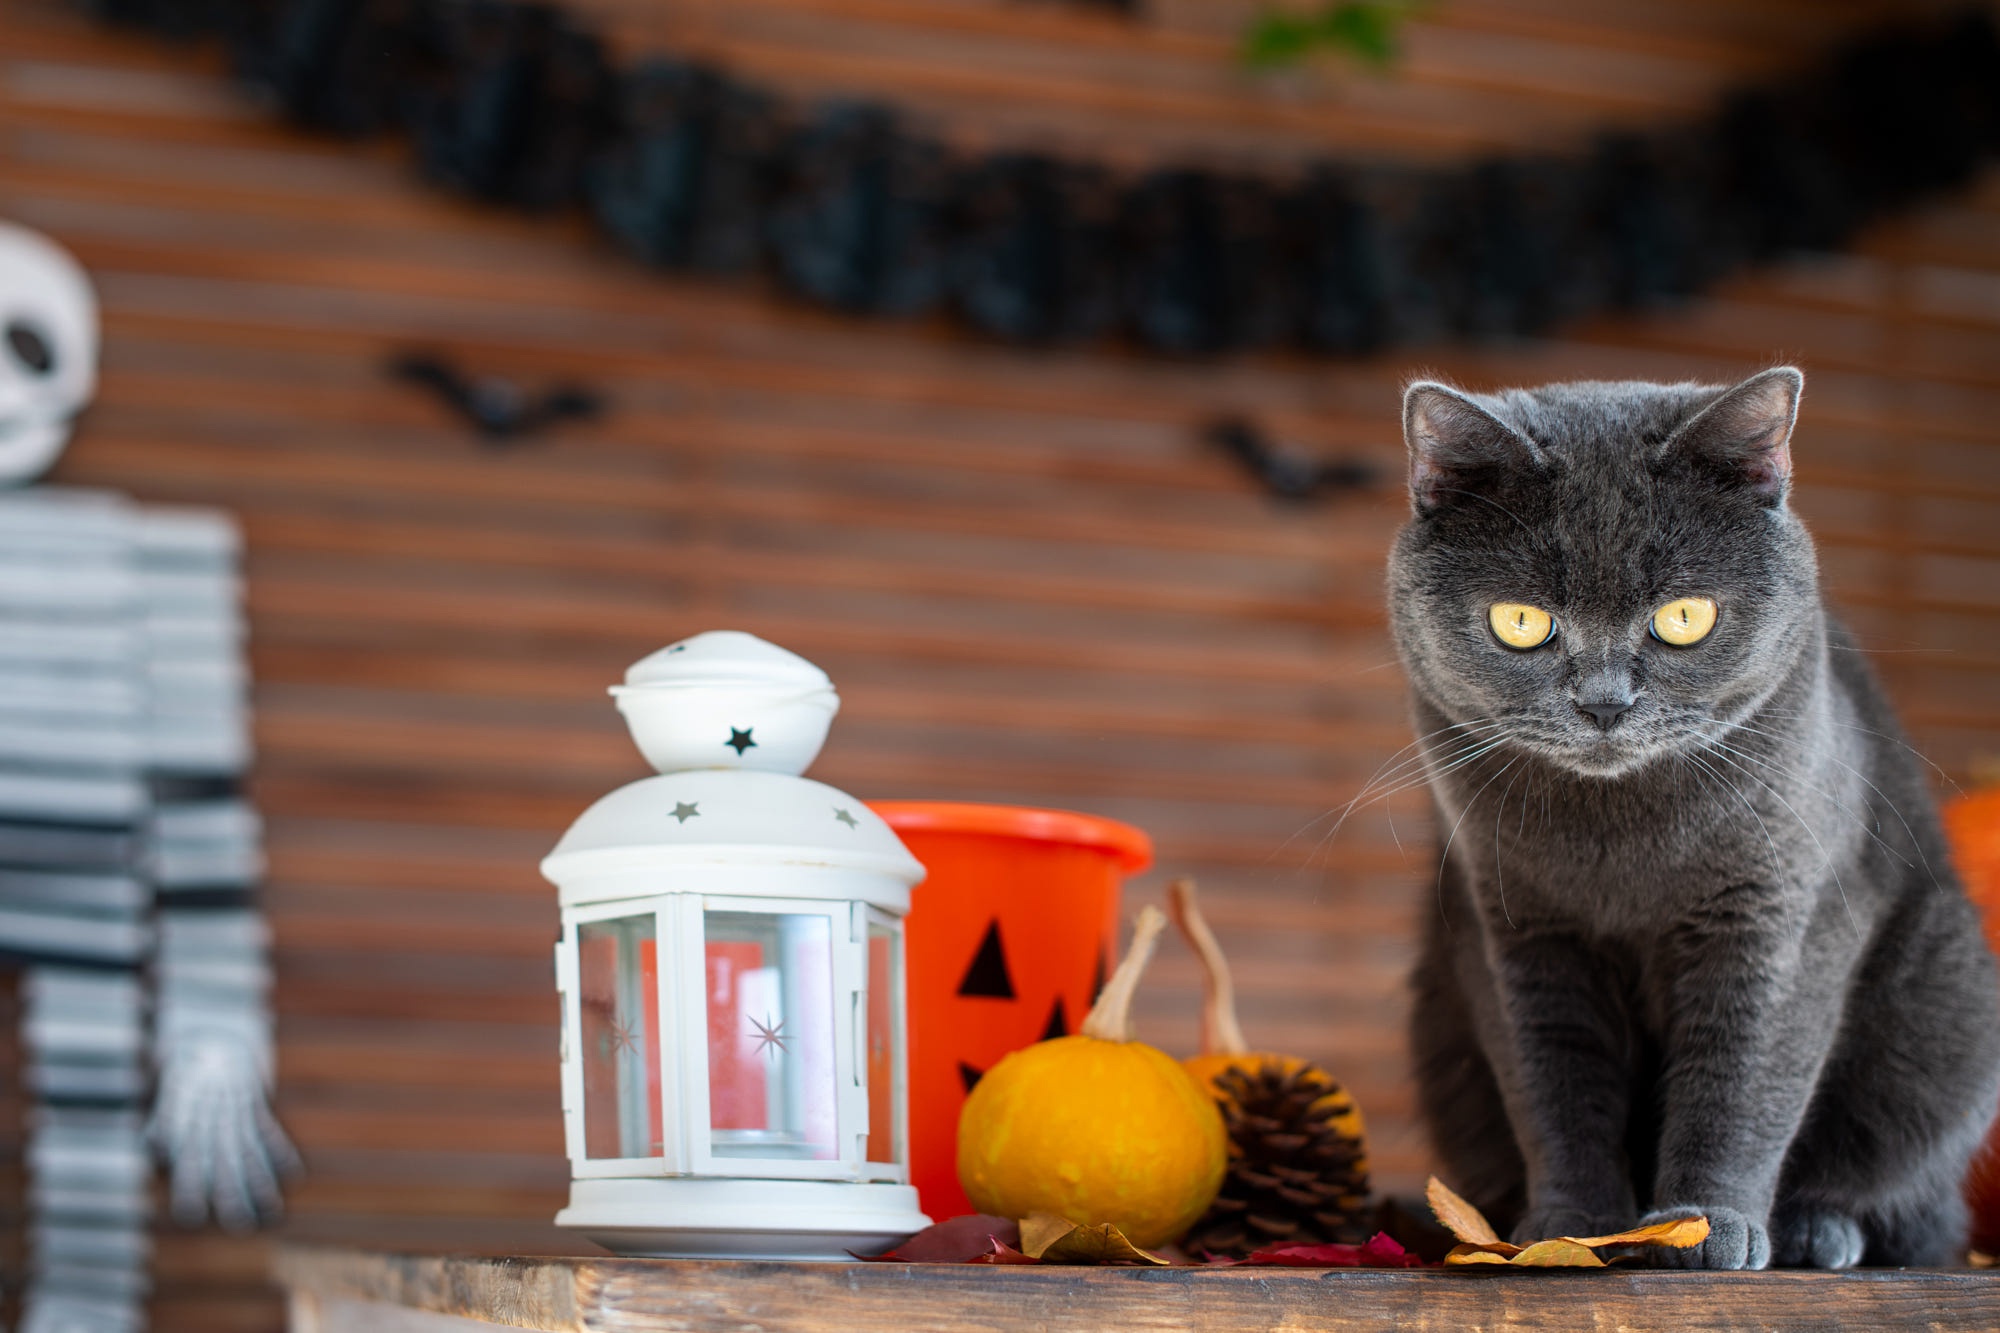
871, 802, 1152, 1222
1948, 787, 2000, 1253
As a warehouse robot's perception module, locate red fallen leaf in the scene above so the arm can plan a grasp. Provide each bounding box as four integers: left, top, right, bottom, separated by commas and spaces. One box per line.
968, 1240, 1041, 1265
1235, 1232, 1427, 1268
856, 1214, 1022, 1263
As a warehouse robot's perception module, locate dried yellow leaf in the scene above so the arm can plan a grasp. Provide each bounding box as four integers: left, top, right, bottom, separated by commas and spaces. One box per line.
1017, 1212, 1169, 1266
1570, 1216, 1710, 1250
1425, 1176, 1502, 1246
1018, 1212, 1075, 1259
1444, 1246, 1515, 1266
1427, 1176, 1710, 1268
1448, 1240, 1525, 1259
1508, 1238, 1608, 1268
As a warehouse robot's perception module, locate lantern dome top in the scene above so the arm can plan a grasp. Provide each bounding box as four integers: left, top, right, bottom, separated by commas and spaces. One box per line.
547, 632, 921, 911
622, 630, 831, 692
611, 630, 840, 777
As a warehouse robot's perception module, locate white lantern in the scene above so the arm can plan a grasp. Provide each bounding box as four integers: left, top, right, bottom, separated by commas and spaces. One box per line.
544, 631, 931, 1258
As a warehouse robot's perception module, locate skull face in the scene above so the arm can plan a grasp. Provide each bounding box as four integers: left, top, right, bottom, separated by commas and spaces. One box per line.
0, 221, 97, 486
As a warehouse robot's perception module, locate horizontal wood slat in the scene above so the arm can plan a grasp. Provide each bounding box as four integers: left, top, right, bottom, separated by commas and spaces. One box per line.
272, 1246, 2000, 1333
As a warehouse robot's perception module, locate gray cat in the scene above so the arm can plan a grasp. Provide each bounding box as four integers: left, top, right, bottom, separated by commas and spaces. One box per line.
1389, 366, 2000, 1269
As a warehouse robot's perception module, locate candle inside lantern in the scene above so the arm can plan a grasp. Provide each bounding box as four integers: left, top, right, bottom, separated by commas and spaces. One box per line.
704, 911, 837, 1161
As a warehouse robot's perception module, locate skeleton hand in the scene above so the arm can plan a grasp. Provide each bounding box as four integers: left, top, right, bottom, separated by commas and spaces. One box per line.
150, 1016, 299, 1231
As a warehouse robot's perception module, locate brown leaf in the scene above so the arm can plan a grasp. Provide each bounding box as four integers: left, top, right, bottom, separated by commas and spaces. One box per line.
1444, 1246, 1515, 1266
1019, 1212, 1168, 1266
1446, 1240, 1524, 1259
1446, 1239, 1606, 1269
1018, 1212, 1077, 1260
1426, 1176, 1503, 1247
1440, 1212, 1711, 1268
1569, 1216, 1710, 1250
1508, 1238, 1608, 1268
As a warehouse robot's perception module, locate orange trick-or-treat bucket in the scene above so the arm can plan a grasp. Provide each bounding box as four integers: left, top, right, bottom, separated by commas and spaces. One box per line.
1948, 787, 2000, 1253
870, 802, 1153, 1221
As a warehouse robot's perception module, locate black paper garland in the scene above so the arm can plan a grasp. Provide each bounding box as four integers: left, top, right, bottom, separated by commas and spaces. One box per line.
81, 0, 2000, 359
591, 62, 784, 274
950, 155, 1120, 345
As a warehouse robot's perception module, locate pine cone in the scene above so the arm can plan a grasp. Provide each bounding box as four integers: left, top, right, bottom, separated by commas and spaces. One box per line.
1183, 1058, 1371, 1258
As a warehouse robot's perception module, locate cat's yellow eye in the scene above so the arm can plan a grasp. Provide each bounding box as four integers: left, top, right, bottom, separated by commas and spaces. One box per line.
1652, 596, 1718, 646
1488, 602, 1555, 650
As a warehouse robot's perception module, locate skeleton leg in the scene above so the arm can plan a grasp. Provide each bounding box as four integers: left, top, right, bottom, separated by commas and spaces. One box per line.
0, 489, 153, 1333
22, 968, 151, 1333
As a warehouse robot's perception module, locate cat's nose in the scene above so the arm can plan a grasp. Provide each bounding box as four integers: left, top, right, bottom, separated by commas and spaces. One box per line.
1576, 698, 1634, 731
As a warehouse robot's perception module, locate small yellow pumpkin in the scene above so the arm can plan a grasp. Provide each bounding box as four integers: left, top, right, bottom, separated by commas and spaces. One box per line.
956, 906, 1226, 1248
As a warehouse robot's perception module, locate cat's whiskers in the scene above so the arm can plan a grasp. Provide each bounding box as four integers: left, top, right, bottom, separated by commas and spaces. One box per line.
1680, 748, 1785, 882
1303, 727, 1517, 877
1308, 734, 1514, 872
1276, 718, 1509, 862
1699, 741, 1860, 941
1702, 733, 1915, 872
1293, 719, 1515, 870
1435, 753, 1523, 931
1492, 762, 1529, 930
1754, 706, 1962, 795
1723, 719, 1933, 884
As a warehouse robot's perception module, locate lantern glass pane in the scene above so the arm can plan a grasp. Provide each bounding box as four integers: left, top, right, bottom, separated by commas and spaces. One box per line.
577, 915, 663, 1160
704, 911, 838, 1161
865, 920, 900, 1166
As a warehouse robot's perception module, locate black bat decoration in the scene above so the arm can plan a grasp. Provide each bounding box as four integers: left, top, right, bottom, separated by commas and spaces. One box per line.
1207, 416, 1375, 503
389, 351, 604, 444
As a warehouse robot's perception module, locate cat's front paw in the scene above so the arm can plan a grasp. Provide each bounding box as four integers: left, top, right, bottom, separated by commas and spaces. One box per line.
1641, 1205, 1770, 1270
1770, 1206, 1865, 1269
1510, 1205, 1631, 1246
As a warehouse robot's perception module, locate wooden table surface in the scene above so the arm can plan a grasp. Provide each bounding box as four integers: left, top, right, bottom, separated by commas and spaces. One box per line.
277, 1244, 2000, 1332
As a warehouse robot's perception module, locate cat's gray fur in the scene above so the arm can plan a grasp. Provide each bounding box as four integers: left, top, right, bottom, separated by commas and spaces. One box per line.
1388, 367, 2000, 1269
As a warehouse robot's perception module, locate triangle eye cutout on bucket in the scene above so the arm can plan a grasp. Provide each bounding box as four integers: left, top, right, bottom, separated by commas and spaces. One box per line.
958, 1061, 985, 1093
1041, 997, 1069, 1041
957, 920, 1016, 999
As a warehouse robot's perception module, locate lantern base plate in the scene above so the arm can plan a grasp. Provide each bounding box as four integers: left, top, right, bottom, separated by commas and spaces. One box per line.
558, 1177, 931, 1260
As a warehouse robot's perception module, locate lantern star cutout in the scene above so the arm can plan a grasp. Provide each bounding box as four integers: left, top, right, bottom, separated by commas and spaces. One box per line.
726, 727, 757, 755
607, 1017, 639, 1056
748, 1013, 789, 1060
833, 807, 859, 828
670, 801, 700, 824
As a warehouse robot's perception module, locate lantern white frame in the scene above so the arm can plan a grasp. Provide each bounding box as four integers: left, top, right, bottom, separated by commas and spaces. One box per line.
555, 890, 911, 1185
542, 731, 929, 1257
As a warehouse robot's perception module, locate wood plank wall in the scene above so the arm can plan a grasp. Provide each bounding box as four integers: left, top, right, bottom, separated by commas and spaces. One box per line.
1, 0, 1998, 1326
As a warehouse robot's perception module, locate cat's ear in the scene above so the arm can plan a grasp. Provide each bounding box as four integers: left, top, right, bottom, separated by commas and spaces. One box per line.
1402, 381, 1540, 515
1662, 366, 1802, 503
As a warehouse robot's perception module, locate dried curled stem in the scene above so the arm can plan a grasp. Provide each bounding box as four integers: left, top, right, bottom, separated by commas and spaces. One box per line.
1167, 877, 1249, 1057
1080, 905, 1167, 1042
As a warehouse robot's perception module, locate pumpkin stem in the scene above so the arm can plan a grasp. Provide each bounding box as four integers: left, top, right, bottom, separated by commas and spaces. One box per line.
1166, 877, 1248, 1056
1081, 905, 1167, 1043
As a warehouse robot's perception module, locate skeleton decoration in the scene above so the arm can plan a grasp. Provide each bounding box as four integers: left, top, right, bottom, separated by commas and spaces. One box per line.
0, 224, 95, 484
0, 220, 294, 1333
